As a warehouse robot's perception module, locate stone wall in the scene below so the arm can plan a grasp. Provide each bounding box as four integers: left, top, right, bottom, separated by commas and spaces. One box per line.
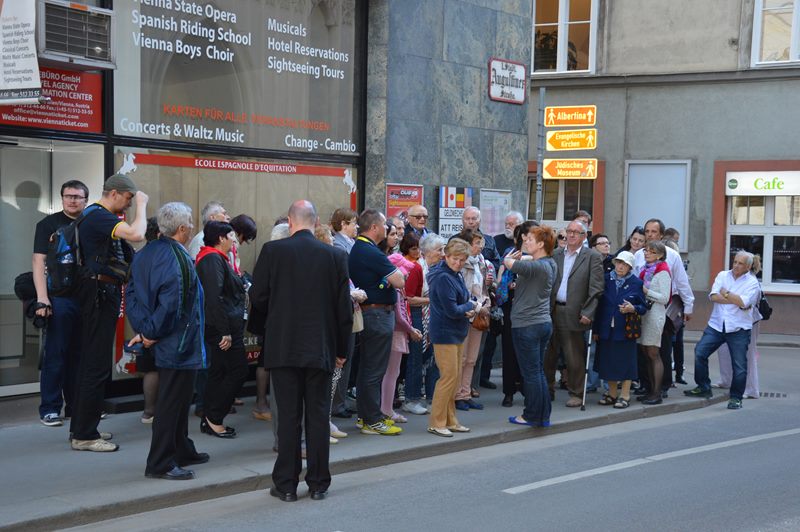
366, 0, 532, 229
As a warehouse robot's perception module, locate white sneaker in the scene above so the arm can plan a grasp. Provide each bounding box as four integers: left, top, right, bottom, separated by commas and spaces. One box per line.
329, 436, 339, 444
330, 421, 348, 439
402, 401, 428, 415
711, 382, 729, 389
40, 413, 63, 427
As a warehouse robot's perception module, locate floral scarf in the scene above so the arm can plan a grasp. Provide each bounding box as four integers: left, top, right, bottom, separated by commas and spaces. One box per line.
639, 260, 670, 289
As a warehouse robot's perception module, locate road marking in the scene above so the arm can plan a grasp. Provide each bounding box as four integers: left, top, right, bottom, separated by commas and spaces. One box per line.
503, 428, 800, 495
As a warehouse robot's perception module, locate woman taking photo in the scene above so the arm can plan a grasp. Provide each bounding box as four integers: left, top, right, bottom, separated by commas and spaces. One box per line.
195, 221, 247, 438
637, 240, 671, 405
454, 229, 490, 412
593, 251, 648, 409
426, 238, 479, 437
503, 225, 558, 427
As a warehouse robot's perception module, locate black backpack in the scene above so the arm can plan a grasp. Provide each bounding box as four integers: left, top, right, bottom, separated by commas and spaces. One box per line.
45, 204, 101, 296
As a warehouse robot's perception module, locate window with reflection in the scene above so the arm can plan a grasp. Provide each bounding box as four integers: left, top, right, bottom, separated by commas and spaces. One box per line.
533, 0, 596, 73
752, 0, 800, 65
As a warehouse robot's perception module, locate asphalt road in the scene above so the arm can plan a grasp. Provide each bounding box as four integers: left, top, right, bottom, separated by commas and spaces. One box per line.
67, 346, 800, 532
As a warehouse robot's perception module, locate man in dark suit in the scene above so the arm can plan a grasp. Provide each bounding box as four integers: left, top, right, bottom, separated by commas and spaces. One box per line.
544, 220, 605, 407
249, 200, 352, 502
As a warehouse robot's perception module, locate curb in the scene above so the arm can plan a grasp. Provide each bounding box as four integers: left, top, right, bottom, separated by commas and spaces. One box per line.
1, 395, 726, 531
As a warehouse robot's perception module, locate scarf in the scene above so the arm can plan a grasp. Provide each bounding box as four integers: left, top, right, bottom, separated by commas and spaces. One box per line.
464, 254, 484, 297
610, 270, 631, 290
639, 260, 670, 289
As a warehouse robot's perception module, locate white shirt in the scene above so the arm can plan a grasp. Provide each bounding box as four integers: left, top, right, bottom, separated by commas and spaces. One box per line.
556, 246, 581, 303
633, 246, 695, 314
707, 270, 761, 333
186, 230, 204, 259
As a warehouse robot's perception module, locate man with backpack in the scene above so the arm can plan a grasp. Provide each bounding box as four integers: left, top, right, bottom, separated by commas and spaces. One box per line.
70, 173, 148, 452
32, 180, 90, 427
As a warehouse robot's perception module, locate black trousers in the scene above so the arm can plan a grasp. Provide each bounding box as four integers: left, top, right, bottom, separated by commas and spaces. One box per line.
203, 341, 248, 425
146, 368, 199, 475
658, 319, 677, 391
69, 280, 120, 440
271, 366, 332, 494
501, 301, 523, 395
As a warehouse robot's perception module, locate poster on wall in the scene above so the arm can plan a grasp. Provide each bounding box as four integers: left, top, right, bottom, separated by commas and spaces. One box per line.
385, 183, 423, 221
479, 189, 513, 236
0, 67, 103, 132
438, 186, 473, 239
113, 0, 359, 155
0, 0, 41, 105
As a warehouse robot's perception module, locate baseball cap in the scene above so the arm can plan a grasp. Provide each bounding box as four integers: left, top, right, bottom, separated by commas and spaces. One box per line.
103, 173, 138, 194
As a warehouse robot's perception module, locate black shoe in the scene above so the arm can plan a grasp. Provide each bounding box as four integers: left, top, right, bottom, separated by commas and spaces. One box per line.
179, 452, 210, 467
270, 487, 297, 502
501, 395, 513, 407
309, 490, 328, 500
146, 466, 194, 480
641, 397, 663, 405
201, 419, 236, 438
683, 387, 713, 398
331, 410, 353, 419
662, 391, 669, 399
675, 376, 688, 385
479, 379, 497, 390
633, 387, 649, 396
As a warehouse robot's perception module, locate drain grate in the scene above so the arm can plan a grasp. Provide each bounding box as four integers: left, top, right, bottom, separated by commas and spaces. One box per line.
759, 392, 788, 399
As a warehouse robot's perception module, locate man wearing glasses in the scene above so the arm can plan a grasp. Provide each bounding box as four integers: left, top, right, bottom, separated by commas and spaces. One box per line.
545, 220, 604, 407
32, 180, 90, 427
70, 174, 149, 452
405, 204, 430, 238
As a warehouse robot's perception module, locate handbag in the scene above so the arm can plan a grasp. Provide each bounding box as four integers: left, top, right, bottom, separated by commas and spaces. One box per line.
757, 290, 772, 321
624, 312, 642, 340
471, 311, 490, 331
352, 306, 364, 333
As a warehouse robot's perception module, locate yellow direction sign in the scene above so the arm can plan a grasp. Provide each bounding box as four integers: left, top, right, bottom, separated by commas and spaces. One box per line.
546, 128, 597, 151
543, 158, 597, 179
545, 105, 596, 127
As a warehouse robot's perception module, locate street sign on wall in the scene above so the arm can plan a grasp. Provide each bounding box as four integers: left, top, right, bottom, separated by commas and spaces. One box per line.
546, 129, 597, 151
543, 158, 597, 179
544, 105, 596, 127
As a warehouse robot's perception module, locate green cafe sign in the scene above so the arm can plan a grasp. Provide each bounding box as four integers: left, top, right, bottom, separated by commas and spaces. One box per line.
725, 171, 800, 196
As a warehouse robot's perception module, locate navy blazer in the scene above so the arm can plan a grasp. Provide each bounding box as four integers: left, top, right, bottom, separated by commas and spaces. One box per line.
594, 272, 648, 342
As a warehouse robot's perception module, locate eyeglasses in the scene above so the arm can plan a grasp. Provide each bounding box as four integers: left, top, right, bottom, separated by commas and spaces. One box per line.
62, 194, 86, 201
557, 235, 566, 241
596, 241, 610, 246
565, 230, 586, 236
409, 214, 429, 219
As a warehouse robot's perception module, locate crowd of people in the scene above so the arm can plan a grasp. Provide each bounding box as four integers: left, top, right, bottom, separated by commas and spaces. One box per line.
29, 172, 766, 496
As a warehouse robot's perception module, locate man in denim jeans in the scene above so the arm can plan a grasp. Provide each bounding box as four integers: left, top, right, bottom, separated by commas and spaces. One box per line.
348, 209, 406, 435
684, 251, 760, 410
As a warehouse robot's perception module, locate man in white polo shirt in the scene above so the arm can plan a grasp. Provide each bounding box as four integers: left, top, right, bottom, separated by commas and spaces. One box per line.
683, 251, 760, 410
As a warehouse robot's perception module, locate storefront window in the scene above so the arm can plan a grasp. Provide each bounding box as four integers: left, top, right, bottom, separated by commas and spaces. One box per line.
772, 236, 800, 283
529, 178, 592, 222
774, 195, 800, 225
728, 235, 764, 280
730, 196, 765, 225
0, 139, 104, 393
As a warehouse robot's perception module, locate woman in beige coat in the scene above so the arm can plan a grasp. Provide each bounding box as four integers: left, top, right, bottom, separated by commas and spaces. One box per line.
637, 240, 671, 405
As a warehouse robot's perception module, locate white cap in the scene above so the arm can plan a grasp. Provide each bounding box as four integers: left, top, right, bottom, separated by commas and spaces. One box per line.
613, 251, 635, 269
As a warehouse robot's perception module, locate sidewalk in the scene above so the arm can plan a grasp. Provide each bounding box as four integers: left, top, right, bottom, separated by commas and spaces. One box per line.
0, 368, 730, 532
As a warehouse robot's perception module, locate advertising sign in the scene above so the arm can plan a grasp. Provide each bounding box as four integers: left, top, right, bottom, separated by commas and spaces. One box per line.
488, 57, 526, 104
0, 0, 41, 105
385, 183, 423, 220
726, 171, 800, 196
114, 0, 359, 155
438, 186, 473, 238
0, 67, 103, 132
479, 189, 513, 236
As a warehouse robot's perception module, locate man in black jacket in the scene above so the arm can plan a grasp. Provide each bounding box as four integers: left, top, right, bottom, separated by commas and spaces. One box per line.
249, 200, 352, 502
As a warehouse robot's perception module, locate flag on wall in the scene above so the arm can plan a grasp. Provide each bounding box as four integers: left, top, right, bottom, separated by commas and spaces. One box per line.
439, 186, 474, 208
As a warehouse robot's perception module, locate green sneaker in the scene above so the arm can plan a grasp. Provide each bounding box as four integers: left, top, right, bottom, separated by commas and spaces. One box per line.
683, 387, 712, 398
727, 398, 743, 410
361, 420, 402, 436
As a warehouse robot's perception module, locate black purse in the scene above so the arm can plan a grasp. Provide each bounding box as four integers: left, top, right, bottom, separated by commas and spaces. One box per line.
624, 312, 642, 340
757, 290, 772, 321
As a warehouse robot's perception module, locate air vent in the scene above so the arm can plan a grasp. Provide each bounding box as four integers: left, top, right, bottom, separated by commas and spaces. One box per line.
37, 0, 115, 70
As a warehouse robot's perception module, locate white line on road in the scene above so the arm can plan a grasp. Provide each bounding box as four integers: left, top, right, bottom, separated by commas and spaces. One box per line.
503, 427, 800, 495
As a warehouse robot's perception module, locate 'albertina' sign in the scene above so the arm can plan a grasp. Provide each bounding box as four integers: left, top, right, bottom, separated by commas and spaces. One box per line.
488, 58, 526, 105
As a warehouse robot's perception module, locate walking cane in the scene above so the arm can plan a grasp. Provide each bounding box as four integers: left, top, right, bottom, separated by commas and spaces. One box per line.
329, 367, 343, 416
580, 328, 593, 411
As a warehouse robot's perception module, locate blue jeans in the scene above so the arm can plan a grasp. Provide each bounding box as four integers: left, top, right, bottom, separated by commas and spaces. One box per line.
693, 326, 750, 400
39, 296, 82, 417
512, 322, 553, 424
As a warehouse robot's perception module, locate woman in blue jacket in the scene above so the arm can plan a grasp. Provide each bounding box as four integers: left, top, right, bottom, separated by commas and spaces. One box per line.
426, 238, 479, 437
593, 251, 648, 409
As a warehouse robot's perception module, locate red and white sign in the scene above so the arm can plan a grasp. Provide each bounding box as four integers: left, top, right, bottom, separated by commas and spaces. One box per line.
385, 183, 424, 219
488, 57, 526, 105
0, 67, 102, 132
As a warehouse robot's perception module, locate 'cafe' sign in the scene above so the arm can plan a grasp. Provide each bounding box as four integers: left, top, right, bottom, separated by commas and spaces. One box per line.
726, 171, 800, 196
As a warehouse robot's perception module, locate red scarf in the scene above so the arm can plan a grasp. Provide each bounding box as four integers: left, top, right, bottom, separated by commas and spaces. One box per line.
195, 246, 230, 265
